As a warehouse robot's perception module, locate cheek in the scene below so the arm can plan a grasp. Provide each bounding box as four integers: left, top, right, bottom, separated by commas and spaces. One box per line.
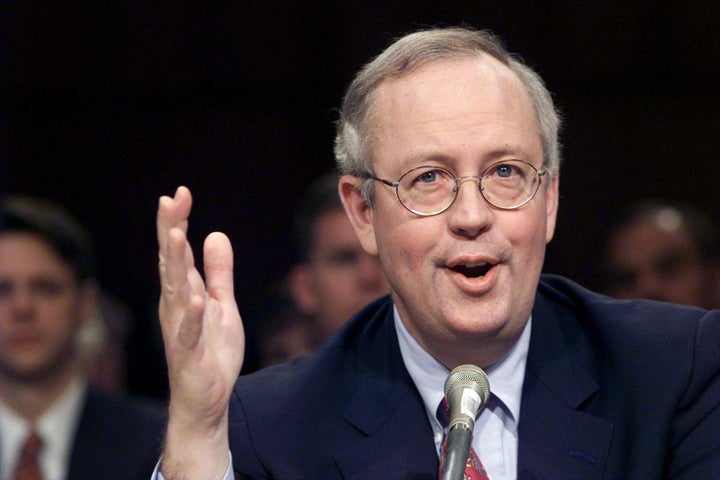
40, 301, 83, 333
504, 212, 549, 263
316, 270, 351, 295
376, 218, 435, 280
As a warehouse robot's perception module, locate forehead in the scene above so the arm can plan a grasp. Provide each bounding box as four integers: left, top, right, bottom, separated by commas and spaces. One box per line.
368, 56, 541, 171
0, 233, 72, 277
610, 218, 697, 259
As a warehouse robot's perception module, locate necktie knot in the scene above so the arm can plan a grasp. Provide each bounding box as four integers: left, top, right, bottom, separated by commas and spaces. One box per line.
437, 397, 451, 427
23, 431, 42, 455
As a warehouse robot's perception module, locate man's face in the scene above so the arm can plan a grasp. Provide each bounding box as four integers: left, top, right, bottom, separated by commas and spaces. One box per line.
341, 56, 558, 368
0, 233, 92, 383
604, 217, 711, 307
292, 209, 388, 340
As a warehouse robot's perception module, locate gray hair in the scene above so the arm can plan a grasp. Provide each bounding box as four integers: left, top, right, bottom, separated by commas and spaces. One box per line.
334, 27, 562, 201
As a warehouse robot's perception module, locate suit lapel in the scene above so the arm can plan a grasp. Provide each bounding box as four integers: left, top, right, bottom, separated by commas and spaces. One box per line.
67, 388, 95, 480
334, 304, 438, 479
518, 291, 613, 479
68, 387, 165, 480
328, 286, 618, 478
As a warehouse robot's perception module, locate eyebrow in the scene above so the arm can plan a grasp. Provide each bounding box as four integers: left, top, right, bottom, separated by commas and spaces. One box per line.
395, 146, 536, 174
395, 152, 452, 172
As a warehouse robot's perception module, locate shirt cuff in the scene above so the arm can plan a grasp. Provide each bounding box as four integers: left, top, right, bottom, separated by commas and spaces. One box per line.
152, 451, 233, 480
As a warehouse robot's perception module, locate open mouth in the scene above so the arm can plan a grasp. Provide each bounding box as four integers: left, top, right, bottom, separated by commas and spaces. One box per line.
450, 262, 492, 278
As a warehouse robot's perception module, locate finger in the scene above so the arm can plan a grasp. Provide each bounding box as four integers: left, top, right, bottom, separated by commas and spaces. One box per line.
159, 228, 206, 352
160, 227, 196, 334
157, 186, 192, 253
157, 186, 195, 305
203, 232, 235, 303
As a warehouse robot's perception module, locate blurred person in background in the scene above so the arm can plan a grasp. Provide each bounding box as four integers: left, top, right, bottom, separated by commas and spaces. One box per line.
254, 294, 315, 368
0, 195, 165, 480
286, 172, 390, 343
600, 199, 720, 309
76, 289, 134, 393
255, 172, 390, 368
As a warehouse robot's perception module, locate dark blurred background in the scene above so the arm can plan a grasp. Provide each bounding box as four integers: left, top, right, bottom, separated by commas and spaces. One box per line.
1, 2, 718, 399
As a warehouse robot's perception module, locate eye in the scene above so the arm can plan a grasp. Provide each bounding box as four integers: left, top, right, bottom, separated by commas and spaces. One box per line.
492, 163, 519, 178
31, 278, 69, 298
0, 281, 11, 300
328, 249, 359, 267
406, 167, 453, 187
398, 166, 455, 206
404, 168, 455, 197
418, 169, 440, 183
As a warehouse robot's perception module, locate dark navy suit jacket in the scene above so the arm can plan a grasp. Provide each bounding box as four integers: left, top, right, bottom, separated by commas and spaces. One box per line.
67, 387, 166, 480
229, 275, 720, 479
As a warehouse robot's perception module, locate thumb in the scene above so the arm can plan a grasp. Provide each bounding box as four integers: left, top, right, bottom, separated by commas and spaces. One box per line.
203, 232, 235, 301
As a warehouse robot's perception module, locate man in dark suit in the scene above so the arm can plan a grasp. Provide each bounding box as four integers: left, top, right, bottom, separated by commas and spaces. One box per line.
154, 27, 720, 479
0, 196, 165, 480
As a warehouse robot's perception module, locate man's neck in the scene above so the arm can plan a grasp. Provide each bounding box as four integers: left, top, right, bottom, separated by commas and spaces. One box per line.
0, 365, 81, 421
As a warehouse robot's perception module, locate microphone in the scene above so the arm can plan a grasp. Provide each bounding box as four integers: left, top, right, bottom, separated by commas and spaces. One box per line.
439, 364, 490, 480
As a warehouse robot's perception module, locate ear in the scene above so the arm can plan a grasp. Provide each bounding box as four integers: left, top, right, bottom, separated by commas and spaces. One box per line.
287, 264, 318, 316
544, 175, 560, 244
338, 175, 378, 255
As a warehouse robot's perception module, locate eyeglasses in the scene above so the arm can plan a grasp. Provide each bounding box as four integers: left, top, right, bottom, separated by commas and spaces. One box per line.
362, 160, 546, 216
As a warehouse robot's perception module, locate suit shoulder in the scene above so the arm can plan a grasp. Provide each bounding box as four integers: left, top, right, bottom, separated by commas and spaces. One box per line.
82, 387, 167, 433
538, 274, 712, 324
536, 274, 719, 356
70, 388, 166, 479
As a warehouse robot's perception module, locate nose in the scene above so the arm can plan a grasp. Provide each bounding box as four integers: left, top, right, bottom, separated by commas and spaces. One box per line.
455, 175, 483, 188
7, 287, 35, 320
446, 176, 493, 237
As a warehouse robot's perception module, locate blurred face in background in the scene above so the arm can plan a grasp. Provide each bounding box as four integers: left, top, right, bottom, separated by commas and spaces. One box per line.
0, 233, 94, 384
289, 209, 389, 341
603, 214, 715, 308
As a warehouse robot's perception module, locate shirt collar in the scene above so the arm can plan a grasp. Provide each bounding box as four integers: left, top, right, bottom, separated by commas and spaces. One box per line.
36, 376, 87, 467
394, 304, 530, 428
0, 377, 87, 480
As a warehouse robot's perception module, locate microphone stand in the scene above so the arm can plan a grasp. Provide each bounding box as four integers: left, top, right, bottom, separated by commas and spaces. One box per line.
440, 424, 473, 480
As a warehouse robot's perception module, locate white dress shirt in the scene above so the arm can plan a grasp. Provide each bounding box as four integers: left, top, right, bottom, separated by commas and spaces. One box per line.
394, 305, 530, 480
0, 378, 86, 480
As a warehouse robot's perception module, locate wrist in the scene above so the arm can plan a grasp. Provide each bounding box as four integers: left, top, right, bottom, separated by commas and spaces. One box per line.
161, 411, 230, 479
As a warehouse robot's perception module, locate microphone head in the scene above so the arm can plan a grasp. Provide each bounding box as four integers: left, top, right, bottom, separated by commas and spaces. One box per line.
444, 364, 490, 429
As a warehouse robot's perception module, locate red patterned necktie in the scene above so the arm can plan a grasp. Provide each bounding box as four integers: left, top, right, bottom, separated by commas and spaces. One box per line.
12, 430, 43, 480
438, 398, 489, 480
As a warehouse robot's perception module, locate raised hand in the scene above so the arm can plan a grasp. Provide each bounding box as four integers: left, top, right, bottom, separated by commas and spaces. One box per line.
156, 186, 243, 478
